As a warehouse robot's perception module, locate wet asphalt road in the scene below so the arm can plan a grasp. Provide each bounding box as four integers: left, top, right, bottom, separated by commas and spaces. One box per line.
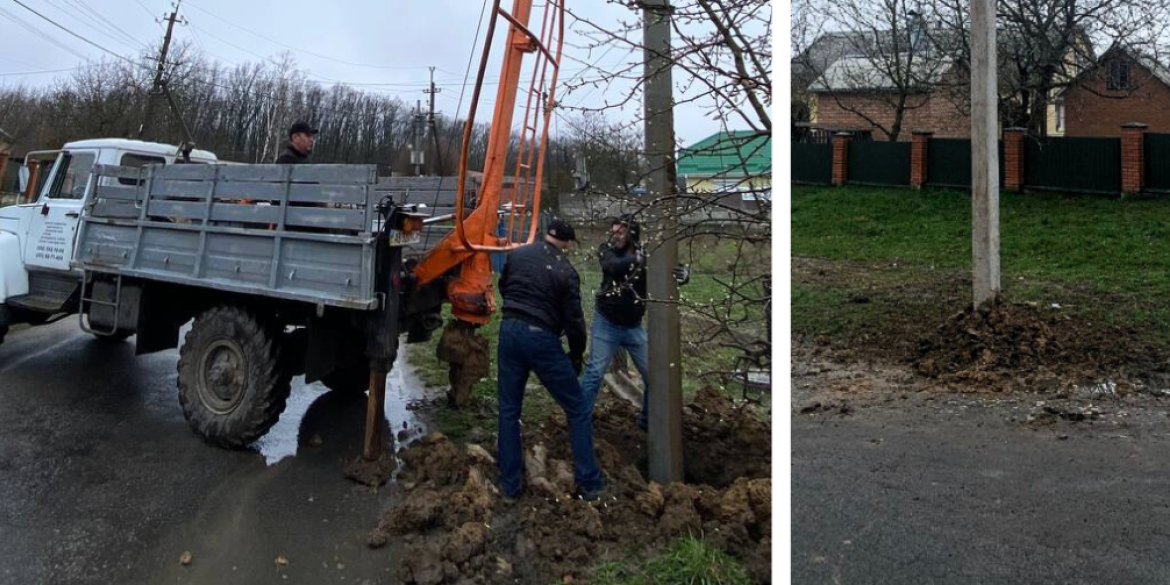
0, 319, 424, 585
792, 407, 1170, 584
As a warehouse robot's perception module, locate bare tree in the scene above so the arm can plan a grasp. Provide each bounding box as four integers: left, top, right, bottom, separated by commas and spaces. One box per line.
929, 0, 1170, 135
799, 0, 957, 141
560, 0, 772, 386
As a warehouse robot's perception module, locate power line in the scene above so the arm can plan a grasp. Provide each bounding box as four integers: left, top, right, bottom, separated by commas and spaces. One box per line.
0, 6, 91, 61
57, 0, 149, 50
0, 66, 82, 77
132, 0, 163, 28
8, 0, 140, 64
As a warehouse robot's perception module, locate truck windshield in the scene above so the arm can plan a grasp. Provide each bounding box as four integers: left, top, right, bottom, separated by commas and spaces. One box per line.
47, 152, 96, 200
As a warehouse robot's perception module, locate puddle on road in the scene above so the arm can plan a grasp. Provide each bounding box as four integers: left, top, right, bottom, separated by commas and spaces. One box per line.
256, 347, 430, 466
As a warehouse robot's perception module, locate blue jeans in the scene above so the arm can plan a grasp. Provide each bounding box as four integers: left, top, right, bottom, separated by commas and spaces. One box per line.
497, 319, 604, 497
580, 312, 650, 427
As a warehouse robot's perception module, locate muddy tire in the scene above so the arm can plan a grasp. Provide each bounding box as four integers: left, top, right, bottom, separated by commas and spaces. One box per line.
177, 306, 291, 448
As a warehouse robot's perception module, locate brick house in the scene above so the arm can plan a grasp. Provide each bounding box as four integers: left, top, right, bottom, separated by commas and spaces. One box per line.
809, 65, 971, 141
804, 38, 977, 141
1052, 47, 1170, 137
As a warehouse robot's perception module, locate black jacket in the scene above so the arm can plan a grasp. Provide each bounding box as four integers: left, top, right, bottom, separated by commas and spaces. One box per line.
499, 240, 587, 359
275, 143, 309, 164
595, 241, 647, 327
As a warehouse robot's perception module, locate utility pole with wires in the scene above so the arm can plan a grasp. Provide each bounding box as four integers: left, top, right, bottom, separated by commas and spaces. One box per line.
424, 66, 442, 125
411, 100, 426, 176
139, 0, 184, 140
424, 66, 444, 174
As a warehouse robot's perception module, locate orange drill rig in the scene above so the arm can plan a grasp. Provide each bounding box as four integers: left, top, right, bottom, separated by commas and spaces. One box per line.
412, 0, 565, 408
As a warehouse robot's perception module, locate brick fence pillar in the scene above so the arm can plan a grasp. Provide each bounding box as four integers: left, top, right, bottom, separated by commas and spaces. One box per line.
1003, 128, 1026, 192
910, 131, 933, 189
1121, 122, 1148, 195
831, 132, 852, 186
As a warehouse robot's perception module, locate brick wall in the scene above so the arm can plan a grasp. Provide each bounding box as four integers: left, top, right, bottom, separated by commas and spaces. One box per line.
1064, 58, 1170, 136
813, 90, 971, 140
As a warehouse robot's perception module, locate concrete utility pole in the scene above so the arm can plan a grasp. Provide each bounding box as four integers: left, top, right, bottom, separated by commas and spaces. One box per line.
139, 0, 183, 139
970, 0, 1000, 304
642, 0, 683, 483
424, 66, 442, 125
411, 100, 426, 176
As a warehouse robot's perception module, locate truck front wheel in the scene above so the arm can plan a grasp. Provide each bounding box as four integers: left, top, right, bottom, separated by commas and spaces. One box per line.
177, 306, 291, 448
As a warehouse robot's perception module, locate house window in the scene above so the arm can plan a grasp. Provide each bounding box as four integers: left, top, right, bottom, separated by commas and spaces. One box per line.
1108, 59, 1133, 91
1055, 98, 1065, 132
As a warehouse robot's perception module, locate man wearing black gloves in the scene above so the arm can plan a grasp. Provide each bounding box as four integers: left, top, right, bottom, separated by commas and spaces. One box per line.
496, 219, 606, 502
580, 214, 688, 430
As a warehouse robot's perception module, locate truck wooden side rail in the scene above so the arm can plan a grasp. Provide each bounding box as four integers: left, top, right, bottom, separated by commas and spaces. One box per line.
70, 163, 450, 449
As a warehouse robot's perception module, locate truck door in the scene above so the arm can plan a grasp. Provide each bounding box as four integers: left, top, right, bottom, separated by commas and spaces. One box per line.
24, 150, 96, 272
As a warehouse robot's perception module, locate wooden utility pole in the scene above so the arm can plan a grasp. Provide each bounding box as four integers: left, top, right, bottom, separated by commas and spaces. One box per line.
970, 0, 1000, 304
139, 0, 183, 140
643, 0, 683, 483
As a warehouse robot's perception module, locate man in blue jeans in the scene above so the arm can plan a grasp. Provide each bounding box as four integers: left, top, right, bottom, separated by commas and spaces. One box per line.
580, 215, 688, 429
497, 219, 606, 502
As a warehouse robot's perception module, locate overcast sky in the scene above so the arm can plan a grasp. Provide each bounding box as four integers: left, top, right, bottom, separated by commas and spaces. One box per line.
0, 0, 730, 148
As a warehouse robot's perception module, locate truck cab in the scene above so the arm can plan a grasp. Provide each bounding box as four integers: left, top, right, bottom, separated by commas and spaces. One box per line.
0, 139, 217, 342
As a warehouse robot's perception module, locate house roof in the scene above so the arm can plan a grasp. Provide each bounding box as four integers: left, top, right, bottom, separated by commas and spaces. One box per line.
676, 131, 771, 177
807, 55, 955, 92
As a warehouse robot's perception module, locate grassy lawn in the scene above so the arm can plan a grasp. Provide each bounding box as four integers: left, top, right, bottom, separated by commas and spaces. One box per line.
793, 184, 1170, 350
407, 228, 770, 440
586, 536, 753, 585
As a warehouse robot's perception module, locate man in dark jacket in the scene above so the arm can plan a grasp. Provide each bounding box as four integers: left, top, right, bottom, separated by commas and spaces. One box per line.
496, 219, 605, 501
275, 121, 318, 164
579, 214, 688, 430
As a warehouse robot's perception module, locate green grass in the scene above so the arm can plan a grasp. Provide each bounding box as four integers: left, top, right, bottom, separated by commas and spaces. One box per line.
793, 184, 1170, 294
792, 184, 1170, 345
586, 536, 754, 585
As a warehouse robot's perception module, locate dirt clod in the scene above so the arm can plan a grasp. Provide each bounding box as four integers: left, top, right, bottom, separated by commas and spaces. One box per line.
436, 321, 490, 408
343, 451, 396, 487
370, 389, 771, 584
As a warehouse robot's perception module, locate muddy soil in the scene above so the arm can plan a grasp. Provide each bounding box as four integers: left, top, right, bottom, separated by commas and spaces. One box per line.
436, 321, 491, 409
368, 391, 772, 584
793, 256, 1170, 393
915, 296, 1165, 392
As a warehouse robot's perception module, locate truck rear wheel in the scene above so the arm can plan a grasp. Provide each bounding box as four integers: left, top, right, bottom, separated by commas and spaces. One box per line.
177, 306, 291, 448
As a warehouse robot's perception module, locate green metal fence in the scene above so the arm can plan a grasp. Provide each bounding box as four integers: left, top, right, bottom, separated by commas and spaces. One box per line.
848, 141, 911, 186
1145, 133, 1170, 192
1024, 137, 1120, 194
791, 142, 833, 185
925, 138, 1006, 189
926, 138, 970, 188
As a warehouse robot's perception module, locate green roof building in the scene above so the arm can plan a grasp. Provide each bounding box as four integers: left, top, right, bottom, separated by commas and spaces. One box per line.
676, 130, 772, 198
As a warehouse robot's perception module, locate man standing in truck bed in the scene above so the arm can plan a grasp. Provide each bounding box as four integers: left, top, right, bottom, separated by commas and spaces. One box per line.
496, 219, 606, 502
275, 121, 318, 164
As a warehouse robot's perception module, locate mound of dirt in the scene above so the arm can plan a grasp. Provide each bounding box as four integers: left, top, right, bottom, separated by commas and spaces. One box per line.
914, 296, 1160, 391
368, 390, 772, 584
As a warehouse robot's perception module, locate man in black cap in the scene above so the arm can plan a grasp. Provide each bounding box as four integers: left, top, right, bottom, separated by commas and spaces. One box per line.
275, 121, 318, 164
495, 218, 606, 502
